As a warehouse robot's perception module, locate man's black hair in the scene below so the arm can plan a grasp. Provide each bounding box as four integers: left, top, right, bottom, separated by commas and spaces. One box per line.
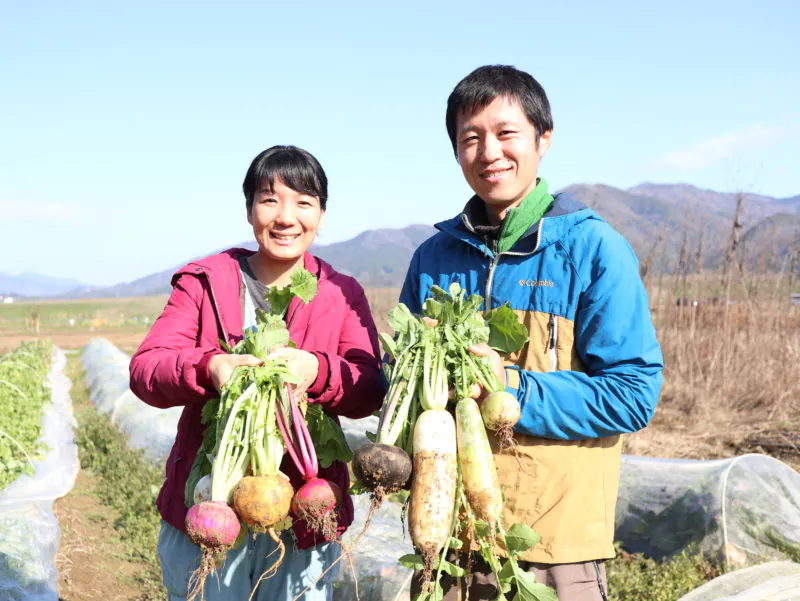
243, 145, 328, 211
446, 65, 553, 155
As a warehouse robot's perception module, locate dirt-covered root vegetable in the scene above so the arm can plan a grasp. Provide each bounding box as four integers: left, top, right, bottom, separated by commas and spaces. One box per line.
233, 474, 294, 531
456, 397, 503, 526
185, 500, 241, 601
186, 500, 242, 547
480, 390, 521, 450
352, 442, 413, 496
291, 477, 342, 542
409, 409, 457, 588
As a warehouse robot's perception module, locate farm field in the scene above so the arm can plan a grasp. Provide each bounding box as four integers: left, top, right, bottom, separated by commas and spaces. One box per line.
0, 296, 169, 354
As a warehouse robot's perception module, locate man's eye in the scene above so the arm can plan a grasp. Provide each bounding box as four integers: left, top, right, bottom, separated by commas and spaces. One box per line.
259, 197, 277, 204
499, 130, 517, 137
462, 135, 479, 144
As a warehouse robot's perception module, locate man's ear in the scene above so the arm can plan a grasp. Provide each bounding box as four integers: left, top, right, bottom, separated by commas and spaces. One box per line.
537, 130, 553, 157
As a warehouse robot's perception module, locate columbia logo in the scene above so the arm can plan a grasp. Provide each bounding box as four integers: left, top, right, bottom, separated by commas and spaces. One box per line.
519, 279, 554, 287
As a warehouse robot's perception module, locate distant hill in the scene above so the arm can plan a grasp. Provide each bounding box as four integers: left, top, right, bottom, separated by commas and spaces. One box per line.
738, 214, 800, 270
563, 183, 800, 272
18, 182, 797, 300
0, 273, 87, 297
311, 224, 435, 286
58, 224, 438, 298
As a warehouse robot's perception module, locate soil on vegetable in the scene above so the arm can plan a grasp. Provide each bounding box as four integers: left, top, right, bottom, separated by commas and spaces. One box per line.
54, 471, 159, 601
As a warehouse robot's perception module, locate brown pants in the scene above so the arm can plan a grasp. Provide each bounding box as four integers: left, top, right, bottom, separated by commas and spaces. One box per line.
411, 552, 609, 601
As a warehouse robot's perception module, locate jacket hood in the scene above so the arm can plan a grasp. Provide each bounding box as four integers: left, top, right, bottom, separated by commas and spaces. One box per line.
173, 249, 335, 285
435, 192, 602, 256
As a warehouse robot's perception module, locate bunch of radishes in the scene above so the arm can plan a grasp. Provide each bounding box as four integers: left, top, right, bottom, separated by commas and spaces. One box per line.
353, 284, 556, 600
183, 269, 345, 601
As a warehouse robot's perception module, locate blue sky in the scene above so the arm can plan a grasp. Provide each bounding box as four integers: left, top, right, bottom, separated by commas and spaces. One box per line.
1, 0, 797, 286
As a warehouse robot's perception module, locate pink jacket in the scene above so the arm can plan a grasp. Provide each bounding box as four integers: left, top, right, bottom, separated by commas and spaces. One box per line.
129, 248, 384, 548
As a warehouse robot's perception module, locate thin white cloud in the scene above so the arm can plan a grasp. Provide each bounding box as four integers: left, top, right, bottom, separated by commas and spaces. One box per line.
0, 201, 87, 223
649, 125, 798, 173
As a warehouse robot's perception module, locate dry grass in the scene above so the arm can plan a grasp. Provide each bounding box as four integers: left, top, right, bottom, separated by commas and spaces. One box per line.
365, 287, 401, 334
626, 265, 800, 469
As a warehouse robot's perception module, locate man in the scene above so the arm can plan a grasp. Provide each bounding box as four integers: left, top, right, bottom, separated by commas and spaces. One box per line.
400, 65, 663, 601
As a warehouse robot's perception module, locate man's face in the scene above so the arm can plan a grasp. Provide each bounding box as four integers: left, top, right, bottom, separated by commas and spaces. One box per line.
456, 95, 552, 220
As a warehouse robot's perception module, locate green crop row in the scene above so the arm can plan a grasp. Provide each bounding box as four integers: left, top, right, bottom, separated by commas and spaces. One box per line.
0, 341, 53, 491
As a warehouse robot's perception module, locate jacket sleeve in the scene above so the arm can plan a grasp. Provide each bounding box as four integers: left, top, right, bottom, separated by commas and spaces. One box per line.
129, 274, 223, 409
509, 233, 664, 440
306, 280, 385, 419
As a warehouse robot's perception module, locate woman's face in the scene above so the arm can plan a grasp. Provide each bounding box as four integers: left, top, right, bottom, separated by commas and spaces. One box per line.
248, 177, 325, 265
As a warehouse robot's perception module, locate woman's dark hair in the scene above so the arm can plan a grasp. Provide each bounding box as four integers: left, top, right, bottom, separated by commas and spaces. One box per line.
445, 65, 553, 155
242, 145, 328, 211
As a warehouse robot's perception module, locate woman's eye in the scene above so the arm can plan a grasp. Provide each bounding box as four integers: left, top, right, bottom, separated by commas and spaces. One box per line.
499, 130, 516, 137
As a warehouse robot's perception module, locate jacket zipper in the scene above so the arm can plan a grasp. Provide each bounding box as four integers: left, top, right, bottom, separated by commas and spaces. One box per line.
548, 313, 558, 371
194, 266, 231, 347
462, 217, 546, 311
485, 239, 500, 311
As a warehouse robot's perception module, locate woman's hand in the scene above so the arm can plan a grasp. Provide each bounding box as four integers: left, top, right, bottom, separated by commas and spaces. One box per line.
267, 347, 320, 396
209, 353, 263, 392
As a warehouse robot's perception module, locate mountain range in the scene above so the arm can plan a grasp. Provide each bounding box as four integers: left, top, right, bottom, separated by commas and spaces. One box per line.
0, 273, 85, 298
5, 182, 799, 299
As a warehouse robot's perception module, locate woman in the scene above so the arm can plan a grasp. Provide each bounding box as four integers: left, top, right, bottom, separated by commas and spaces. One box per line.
129, 145, 384, 601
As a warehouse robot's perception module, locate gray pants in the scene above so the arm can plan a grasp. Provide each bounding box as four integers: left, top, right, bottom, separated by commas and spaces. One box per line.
411, 552, 609, 601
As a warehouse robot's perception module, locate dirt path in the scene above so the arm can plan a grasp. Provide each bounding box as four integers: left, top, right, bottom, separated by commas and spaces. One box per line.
54, 471, 155, 601
52, 354, 164, 601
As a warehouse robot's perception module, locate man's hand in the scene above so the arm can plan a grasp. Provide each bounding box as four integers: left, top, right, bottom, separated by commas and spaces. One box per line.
209, 353, 263, 392
469, 343, 506, 400
267, 347, 320, 396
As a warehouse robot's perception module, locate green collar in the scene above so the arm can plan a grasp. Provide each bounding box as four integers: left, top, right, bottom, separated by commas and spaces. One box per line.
498, 178, 553, 253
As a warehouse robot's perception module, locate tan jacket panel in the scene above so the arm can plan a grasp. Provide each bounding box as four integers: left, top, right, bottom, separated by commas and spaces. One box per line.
495, 310, 622, 563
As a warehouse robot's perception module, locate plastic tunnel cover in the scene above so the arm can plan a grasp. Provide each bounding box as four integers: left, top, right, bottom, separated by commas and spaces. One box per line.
614, 454, 800, 567
0, 347, 80, 601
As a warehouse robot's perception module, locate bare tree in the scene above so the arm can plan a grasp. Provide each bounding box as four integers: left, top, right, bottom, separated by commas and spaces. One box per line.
722, 192, 745, 297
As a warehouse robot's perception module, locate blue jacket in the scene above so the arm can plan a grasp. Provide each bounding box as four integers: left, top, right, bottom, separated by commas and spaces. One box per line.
400, 193, 663, 441
399, 193, 664, 562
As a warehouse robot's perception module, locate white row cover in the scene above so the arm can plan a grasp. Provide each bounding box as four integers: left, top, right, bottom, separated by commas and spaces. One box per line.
0, 348, 80, 601
81, 339, 182, 464
616, 454, 800, 567
678, 561, 800, 601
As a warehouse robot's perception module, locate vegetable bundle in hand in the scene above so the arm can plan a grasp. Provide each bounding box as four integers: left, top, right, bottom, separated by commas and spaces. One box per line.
353, 283, 556, 600
183, 269, 352, 601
